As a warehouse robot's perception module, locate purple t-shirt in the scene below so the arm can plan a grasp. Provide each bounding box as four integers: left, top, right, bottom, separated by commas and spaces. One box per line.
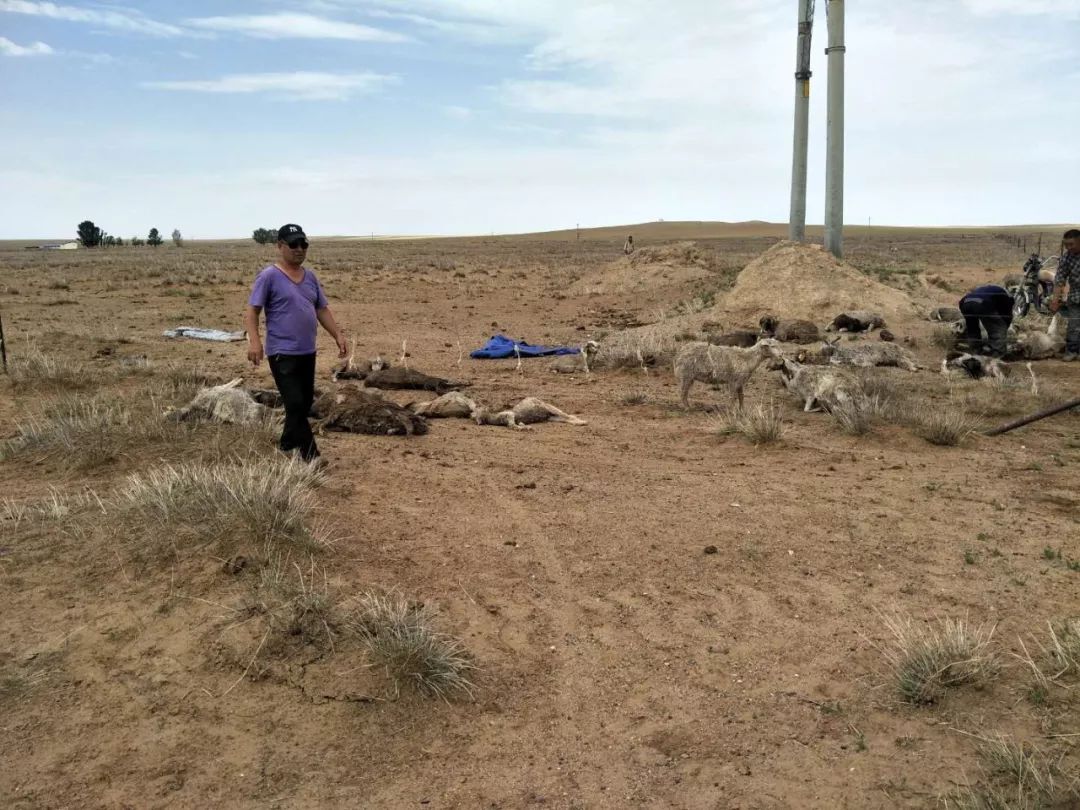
248, 265, 328, 356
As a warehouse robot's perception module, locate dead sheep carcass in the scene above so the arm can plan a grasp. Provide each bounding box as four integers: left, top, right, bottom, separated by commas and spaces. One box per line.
941, 351, 1009, 380
472, 397, 587, 429
1007, 314, 1066, 360
312, 387, 428, 435
363, 366, 469, 394
928, 306, 963, 323
707, 329, 760, 348
332, 355, 389, 381
770, 357, 864, 413
826, 311, 886, 333
408, 391, 478, 418
821, 340, 922, 372
758, 315, 820, 344
674, 339, 783, 409
549, 340, 600, 374
166, 379, 267, 424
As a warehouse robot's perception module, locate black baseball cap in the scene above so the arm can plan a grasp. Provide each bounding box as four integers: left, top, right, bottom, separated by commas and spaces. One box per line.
277, 224, 307, 245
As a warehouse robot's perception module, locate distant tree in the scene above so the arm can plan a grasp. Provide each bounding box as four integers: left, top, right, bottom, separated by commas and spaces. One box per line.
115, 236, 124, 247
103, 235, 116, 247
77, 220, 103, 248
147, 228, 163, 247
252, 227, 276, 245
171, 228, 183, 247
130, 236, 144, 246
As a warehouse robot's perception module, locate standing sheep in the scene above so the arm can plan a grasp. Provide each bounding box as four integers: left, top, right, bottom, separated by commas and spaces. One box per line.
674, 339, 782, 409
549, 340, 600, 374
770, 358, 863, 413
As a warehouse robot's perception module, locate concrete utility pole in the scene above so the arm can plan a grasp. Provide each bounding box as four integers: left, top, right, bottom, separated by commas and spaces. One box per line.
824, 0, 845, 258
788, 0, 814, 242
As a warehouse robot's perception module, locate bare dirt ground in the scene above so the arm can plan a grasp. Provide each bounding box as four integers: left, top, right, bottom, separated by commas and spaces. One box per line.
1, 224, 1078, 809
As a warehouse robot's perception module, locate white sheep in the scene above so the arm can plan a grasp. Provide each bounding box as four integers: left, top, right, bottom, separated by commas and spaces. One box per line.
674, 338, 783, 409
549, 340, 599, 374
771, 357, 864, 413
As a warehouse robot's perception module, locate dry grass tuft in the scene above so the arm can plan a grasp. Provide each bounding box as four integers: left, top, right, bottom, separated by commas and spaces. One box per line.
0, 394, 168, 469
243, 552, 339, 650
8, 348, 87, 391
348, 591, 476, 700
879, 614, 999, 704
2, 489, 104, 529
593, 320, 686, 371
1015, 619, 1080, 686
931, 324, 960, 351
115, 457, 329, 557
619, 390, 649, 406
829, 396, 875, 436
944, 734, 1074, 810
714, 403, 784, 445
906, 401, 980, 446
0, 385, 277, 470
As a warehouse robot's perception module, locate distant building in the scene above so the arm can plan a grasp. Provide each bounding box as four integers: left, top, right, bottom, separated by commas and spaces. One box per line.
41, 241, 80, 250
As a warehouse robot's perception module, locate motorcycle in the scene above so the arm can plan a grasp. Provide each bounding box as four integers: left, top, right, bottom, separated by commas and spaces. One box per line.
1008, 252, 1058, 319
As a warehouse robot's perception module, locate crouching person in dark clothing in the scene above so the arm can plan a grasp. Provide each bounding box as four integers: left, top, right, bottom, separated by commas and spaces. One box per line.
244, 224, 348, 464
958, 284, 1013, 357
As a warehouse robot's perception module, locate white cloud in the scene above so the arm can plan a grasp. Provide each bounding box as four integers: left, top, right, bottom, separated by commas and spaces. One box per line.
442, 104, 472, 119
0, 0, 183, 36
142, 71, 398, 101
0, 35, 53, 55
186, 12, 410, 42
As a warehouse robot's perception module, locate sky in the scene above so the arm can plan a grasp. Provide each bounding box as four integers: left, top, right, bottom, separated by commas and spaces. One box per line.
0, 0, 1077, 239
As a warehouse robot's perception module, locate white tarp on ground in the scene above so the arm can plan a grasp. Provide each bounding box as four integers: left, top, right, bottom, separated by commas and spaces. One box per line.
162, 326, 246, 342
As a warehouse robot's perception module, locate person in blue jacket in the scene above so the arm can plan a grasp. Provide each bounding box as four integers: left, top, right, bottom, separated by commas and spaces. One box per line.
957, 284, 1013, 357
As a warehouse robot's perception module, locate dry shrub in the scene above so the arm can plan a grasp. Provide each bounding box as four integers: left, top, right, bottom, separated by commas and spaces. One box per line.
8, 348, 87, 391
906, 400, 980, 446
619, 390, 649, 406
879, 614, 999, 704
348, 591, 475, 700
715, 403, 784, 445
115, 457, 329, 557
593, 320, 686, 370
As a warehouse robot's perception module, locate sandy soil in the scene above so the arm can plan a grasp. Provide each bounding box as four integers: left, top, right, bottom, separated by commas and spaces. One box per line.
1, 225, 1078, 809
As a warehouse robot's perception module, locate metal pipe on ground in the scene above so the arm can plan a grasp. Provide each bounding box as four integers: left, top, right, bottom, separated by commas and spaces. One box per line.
984, 397, 1080, 436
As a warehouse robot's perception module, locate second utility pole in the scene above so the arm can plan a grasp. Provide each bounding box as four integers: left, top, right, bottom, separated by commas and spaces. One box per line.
824, 0, 845, 258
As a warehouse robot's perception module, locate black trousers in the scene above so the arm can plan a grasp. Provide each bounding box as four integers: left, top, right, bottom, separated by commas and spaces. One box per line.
958, 298, 1009, 356
268, 353, 319, 461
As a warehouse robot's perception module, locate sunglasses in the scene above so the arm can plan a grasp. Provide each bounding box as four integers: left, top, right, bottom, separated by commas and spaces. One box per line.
285, 239, 309, 250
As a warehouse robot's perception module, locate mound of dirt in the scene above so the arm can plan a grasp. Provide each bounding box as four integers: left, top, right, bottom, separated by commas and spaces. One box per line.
569, 241, 721, 296
720, 241, 925, 324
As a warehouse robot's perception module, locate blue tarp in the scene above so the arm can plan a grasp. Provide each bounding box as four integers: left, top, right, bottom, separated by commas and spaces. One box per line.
470, 334, 580, 360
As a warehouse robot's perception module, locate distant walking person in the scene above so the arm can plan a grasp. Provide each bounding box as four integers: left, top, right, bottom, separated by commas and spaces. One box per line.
957, 284, 1013, 357
623, 234, 635, 255
1049, 228, 1080, 361
244, 224, 347, 463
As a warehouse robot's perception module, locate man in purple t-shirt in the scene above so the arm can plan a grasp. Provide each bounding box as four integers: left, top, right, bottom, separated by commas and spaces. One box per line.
244, 224, 347, 463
